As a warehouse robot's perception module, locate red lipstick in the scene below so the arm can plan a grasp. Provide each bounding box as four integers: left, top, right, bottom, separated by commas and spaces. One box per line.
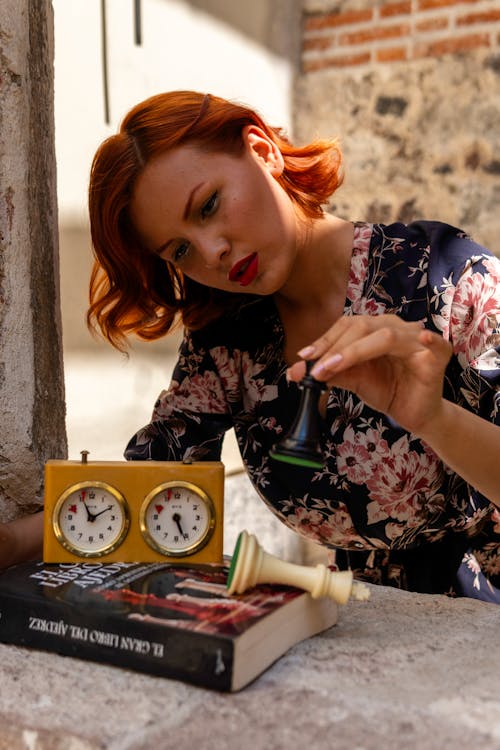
228, 253, 259, 286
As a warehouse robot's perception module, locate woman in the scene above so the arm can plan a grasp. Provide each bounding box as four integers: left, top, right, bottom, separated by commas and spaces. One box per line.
3, 91, 500, 601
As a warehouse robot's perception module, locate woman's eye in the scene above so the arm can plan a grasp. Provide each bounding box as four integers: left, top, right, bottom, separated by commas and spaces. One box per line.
201, 192, 218, 219
173, 242, 190, 262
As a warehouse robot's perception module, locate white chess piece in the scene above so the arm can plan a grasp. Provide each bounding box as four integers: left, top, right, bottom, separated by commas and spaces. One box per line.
227, 530, 368, 605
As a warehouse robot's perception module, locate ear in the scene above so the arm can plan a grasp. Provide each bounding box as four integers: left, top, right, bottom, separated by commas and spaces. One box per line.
243, 125, 284, 177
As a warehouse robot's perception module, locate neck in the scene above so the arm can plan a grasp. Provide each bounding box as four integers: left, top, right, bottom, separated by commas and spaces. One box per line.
274, 214, 354, 314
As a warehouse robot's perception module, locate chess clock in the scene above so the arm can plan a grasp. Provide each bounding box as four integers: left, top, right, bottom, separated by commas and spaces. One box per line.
43, 454, 224, 564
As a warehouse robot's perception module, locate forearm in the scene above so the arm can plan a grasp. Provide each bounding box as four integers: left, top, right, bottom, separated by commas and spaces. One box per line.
0, 511, 44, 569
418, 399, 500, 508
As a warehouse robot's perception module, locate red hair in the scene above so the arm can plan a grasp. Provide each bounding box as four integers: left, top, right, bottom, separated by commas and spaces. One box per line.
88, 90, 343, 350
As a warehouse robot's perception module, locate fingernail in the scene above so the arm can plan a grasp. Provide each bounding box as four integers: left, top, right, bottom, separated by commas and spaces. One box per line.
311, 354, 343, 377
298, 345, 315, 358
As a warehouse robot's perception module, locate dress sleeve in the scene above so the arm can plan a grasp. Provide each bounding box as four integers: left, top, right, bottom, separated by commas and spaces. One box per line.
124, 331, 233, 462
447, 251, 500, 428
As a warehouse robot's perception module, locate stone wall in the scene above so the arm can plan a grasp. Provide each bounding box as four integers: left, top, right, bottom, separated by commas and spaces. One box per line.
0, 1, 66, 521
295, 0, 500, 254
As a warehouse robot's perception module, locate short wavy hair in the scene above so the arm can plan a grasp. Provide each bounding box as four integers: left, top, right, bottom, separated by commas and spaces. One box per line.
87, 90, 343, 350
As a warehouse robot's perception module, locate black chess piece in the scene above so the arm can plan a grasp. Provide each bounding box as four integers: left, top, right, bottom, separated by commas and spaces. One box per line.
270, 361, 326, 469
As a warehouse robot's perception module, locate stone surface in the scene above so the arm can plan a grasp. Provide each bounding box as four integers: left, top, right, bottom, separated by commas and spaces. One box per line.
0, 475, 499, 749
0, 577, 499, 749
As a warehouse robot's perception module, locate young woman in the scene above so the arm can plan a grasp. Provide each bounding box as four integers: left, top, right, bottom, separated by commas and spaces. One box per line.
3, 91, 500, 601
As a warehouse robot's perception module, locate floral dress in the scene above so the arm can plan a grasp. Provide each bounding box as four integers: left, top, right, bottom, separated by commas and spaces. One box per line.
126, 221, 500, 603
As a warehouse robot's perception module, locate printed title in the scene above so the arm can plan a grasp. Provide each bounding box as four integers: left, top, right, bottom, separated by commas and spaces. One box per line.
29, 562, 138, 589
28, 616, 165, 657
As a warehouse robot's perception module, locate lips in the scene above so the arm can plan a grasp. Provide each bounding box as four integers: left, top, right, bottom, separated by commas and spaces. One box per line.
228, 253, 259, 287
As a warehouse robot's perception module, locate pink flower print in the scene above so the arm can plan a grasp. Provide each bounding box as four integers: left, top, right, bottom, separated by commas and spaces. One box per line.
475, 546, 500, 577
336, 429, 372, 484
430, 274, 456, 340
211, 347, 241, 403
259, 416, 283, 436
287, 507, 325, 537
347, 252, 369, 304
241, 355, 278, 410
482, 256, 500, 279
385, 521, 408, 542
154, 372, 227, 418
365, 436, 444, 524
492, 509, 500, 534
450, 266, 500, 366
211, 348, 278, 412
357, 427, 391, 463
463, 552, 481, 590
351, 296, 387, 316
346, 224, 371, 303
288, 504, 361, 547
355, 221, 374, 247
336, 426, 390, 484
317, 516, 361, 547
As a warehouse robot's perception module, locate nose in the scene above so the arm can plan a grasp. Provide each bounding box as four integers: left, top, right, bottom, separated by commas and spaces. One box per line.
198, 233, 230, 269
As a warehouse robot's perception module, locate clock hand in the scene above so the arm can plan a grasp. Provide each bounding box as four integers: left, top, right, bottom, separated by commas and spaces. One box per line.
82, 502, 97, 522
92, 504, 113, 519
172, 512, 185, 537
80, 491, 97, 522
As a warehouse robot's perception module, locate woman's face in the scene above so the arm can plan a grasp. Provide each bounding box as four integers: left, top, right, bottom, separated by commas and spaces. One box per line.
129, 126, 303, 296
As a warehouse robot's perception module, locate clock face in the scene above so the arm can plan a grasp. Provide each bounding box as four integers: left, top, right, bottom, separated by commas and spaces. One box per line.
53, 481, 130, 557
140, 481, 215, 557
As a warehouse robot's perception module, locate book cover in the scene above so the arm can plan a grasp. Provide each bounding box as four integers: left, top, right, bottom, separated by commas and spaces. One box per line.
0, 559, 338, 691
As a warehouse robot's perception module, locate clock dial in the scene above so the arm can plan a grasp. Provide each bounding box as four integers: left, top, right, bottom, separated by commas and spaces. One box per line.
53, 481, 130, 557
140, 481, 215, 556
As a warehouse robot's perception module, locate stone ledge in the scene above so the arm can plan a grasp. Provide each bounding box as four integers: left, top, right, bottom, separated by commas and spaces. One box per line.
0, 582, 499, 749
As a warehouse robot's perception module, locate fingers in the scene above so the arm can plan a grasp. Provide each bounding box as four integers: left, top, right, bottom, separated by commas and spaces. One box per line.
287, 359, 307, 383
290, 316, 446, 383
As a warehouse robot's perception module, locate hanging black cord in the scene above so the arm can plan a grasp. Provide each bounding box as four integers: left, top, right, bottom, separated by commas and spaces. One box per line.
134, 0, 142, 46
101, 0, 110, 124
100, 0, 141, 124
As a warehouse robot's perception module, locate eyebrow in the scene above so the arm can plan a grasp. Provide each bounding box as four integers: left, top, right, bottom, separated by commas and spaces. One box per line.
183, 182, 204, 220
153, 182, 205, 256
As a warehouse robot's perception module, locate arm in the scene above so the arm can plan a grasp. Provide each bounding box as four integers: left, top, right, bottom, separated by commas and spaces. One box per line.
418, 395, 500, 507
0, 511, 44, 570
126, 331, 232, 462
288, 316, 500, 507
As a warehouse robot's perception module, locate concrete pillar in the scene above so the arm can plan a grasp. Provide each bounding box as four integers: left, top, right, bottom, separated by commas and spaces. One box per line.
0, 0, 66, 521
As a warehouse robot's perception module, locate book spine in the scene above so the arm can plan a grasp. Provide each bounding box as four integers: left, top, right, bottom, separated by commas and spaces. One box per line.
0, 595, 235, 691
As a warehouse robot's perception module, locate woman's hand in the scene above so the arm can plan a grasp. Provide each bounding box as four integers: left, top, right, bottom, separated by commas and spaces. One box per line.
0, 512, 44, 570
287, 314, 453, 437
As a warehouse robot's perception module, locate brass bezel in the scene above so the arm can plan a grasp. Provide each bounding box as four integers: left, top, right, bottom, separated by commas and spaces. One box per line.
139, 480, 216, 557
53, 480, 130, 558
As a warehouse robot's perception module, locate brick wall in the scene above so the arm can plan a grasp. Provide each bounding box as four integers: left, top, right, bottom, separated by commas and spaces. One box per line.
294, 0, 500, 254
302, 1, 500, 73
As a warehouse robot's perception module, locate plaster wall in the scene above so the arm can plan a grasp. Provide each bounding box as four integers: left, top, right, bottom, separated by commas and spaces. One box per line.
53, 0, 301, 464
